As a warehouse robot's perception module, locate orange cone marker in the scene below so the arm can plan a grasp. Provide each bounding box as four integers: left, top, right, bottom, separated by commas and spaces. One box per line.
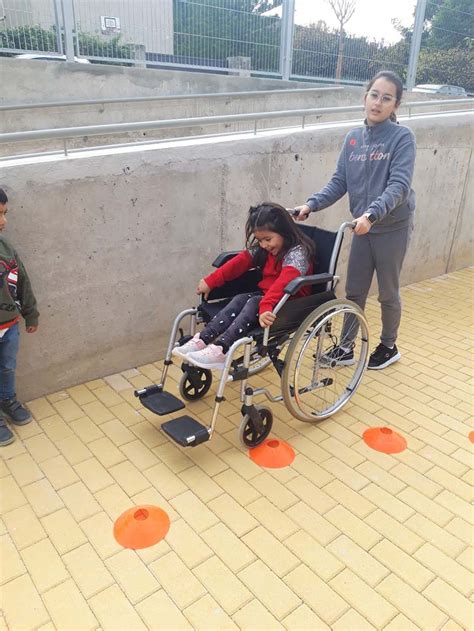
114, 505, 170, 549
469, 431, 474, 444
249, 438, 295, 468
363, 426, 407, 454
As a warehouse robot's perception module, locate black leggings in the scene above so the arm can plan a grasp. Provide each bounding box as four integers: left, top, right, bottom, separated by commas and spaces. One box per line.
200, 291, 263, 353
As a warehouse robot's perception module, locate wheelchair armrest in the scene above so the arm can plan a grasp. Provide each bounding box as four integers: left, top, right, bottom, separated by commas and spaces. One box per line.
212, 251, 240, 268
284, 273, 334, 295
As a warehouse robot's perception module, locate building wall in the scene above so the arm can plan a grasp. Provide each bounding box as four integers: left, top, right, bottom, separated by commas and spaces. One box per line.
1, 113, 472, 400
2, 0, 174, 54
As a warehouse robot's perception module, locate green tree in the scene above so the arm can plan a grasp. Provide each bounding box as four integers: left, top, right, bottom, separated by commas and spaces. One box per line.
427, 0, 474, 49
173, 0, 283, 72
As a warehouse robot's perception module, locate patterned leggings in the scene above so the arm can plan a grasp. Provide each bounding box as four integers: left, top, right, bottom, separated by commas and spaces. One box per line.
200, 291, 263, 353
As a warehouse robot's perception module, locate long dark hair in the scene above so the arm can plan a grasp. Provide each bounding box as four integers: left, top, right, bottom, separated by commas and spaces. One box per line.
366, 70, 403, 123
245, 202, 315, 269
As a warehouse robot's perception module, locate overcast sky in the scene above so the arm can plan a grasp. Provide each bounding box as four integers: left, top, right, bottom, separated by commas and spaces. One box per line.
268, 0, 418, 44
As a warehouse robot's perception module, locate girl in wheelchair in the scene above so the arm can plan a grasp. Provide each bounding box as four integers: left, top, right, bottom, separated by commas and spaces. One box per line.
172, 202, 315, 370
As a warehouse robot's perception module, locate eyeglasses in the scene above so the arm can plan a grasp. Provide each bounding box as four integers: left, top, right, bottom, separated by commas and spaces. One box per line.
367, 90, 397, 104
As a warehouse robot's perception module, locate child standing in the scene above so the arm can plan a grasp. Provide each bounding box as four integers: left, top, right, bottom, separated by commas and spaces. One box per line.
296, 70, 416, 370
0, 188, 39, 446
172, 202, 314, 370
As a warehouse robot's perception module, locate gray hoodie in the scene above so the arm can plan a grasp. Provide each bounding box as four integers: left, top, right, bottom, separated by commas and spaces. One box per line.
306, 119, 416, 233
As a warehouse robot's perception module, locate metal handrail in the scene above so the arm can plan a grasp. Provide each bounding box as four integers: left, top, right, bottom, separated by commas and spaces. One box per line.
1, 99, 472, 145
0, 86, 343, 112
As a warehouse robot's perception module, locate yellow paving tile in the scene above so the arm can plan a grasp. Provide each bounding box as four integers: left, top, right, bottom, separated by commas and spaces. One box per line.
39, 414, 74, 442
100, 418, 136, 446
324, 505, 382, 550
81, 400, 115, 424
200, 522, 256, 573
88, 436, 127, 468
3, 504, 47, 550
1, 574, 50, 629
376, 574, 447, 629
435, 489, 473, 524
93, 385, 124, 408
135, 590, 192, 630
193, 555, 253, 614
165, 518, 213, 569
178, 465, 224, 503
282, 603, 330, 630
332, 609, 377, 630
360, 483, 416, 521
414, 542, 472, 597
239, 559, 302, 620
39, 454, 80, 490
58, 481, 101, 521
74, 457, 114, 493
232, 598, 284, 630
285, 530, 343, 581
121, 439, 160, 469
384, 613, 420, 630
242, 526, 300, 578
0, 534, 27, 585
170, 490, 220, 533
105, 549, 160, 604
371, 539, 434, 591
79, 511, 122, 559
94, 483, 133, 520
285, 501, 340, 545
183, 593, 239, 630
52, 397, 84, 422
328, 534, 389, 587
0, 475, 27, 514
27, 397, 57, 420
67, 384, 98, 405
397, 487, 454, 527
69, 416, 105, 443
56, 434, 93, 465
355, 460, 407, 495
207, 493, 259, 537
246, 497, 299, 541
23, 478, 64, 517
5, 452, 43, 486
365, 508, 424, 555
149, 551, 206, 609
20, 538, 69, 593
322, 479, 377, 518
40, 508, 87, 554
405, 513, 466, 558
108, 402, 144, 427
63, 543, 114, 598
24, 433, 60, 463
89, 584, 147, 630
329, 568, 397, 628
143, 462, 188, 499
213, 468, 261, 505
423, 578, 473, 629
250, 472, 299, 510
108, 460, 150, 495
290, 453, 334, 488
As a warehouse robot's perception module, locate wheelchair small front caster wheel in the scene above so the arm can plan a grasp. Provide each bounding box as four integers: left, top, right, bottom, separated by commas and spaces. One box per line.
239, 406, 273, 448
179, 366, 212, 401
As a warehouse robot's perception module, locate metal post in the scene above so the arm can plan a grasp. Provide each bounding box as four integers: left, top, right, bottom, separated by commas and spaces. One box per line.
406, 0, 428, 91
279, 0, 296, 81
53, 0, 64, 55
60, 0, 76, 62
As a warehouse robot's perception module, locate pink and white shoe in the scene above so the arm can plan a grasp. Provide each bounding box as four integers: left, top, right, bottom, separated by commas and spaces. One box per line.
172, 334, 206, 359
186, 344, 227, 370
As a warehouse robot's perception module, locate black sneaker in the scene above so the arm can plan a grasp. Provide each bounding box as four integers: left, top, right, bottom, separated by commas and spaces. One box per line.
0, 415, 15, 446
321, 345, 355, 367
0, 398, 32, 425
368, 343, 401, 370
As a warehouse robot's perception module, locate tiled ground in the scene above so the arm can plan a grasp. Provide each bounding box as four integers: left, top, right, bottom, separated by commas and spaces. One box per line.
0, 268, 472, 630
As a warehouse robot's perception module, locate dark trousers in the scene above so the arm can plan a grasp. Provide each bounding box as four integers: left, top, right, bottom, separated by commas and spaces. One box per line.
200, 292, 262, 352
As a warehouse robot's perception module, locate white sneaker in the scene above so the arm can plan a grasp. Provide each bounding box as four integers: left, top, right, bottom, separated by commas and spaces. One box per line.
186, 344, 227, 370
172, 334, 206, 359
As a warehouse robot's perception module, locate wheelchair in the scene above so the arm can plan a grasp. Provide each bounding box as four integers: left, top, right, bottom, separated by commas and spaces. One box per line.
135, 219, 369, 448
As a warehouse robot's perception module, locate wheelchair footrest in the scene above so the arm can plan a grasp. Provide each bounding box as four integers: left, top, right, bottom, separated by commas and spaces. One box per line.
161, 416, 210, 447
137, 387, 185, 416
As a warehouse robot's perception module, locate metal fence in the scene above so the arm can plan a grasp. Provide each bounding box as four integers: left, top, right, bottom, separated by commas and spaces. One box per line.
1, 0, 470, 90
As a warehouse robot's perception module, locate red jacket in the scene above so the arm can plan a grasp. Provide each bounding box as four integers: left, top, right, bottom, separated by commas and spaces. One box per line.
204, 246, 312, 316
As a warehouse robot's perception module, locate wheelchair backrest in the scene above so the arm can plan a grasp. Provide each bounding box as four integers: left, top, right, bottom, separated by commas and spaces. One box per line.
297, 224, 339, 293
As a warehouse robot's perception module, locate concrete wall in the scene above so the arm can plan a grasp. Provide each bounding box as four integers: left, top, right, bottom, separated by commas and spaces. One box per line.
0, 113, 472, 400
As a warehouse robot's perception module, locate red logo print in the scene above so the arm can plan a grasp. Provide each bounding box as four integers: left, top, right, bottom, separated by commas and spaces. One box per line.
350, 138, 356, 146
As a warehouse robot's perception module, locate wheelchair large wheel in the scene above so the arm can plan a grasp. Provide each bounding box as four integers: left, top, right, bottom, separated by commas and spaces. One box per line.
281, 299, 369, 422
238, 406, 273, 448
179, 366, 212, 401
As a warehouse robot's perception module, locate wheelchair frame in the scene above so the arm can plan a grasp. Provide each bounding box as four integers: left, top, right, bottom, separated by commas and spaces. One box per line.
135, 221, 369, 448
